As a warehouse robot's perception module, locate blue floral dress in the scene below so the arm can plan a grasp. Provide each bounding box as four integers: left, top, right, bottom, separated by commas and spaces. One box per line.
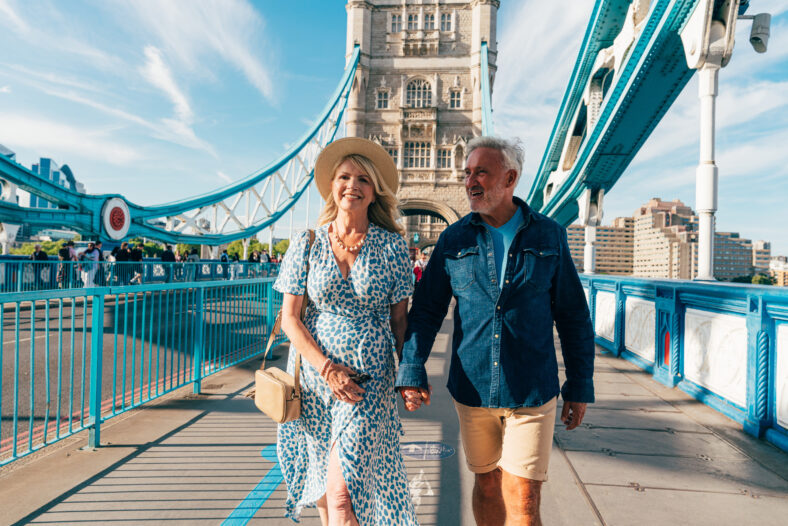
273, 223, 419, 525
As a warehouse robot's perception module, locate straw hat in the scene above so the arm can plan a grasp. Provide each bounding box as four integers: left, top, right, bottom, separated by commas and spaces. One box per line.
314, 137, 399, 200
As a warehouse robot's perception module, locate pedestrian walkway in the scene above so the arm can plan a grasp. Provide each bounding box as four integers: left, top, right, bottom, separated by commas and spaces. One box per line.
1, 309, 787, 525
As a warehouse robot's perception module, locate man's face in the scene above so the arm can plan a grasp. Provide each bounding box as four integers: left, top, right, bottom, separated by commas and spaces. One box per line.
464, 147, 516, 215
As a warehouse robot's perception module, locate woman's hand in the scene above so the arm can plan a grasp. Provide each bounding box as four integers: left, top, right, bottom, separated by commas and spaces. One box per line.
323, 362, 366, 404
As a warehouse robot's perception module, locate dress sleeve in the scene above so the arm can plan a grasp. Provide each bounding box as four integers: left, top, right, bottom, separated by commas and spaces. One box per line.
273, 230, 312, 296
387, 233, 414, 304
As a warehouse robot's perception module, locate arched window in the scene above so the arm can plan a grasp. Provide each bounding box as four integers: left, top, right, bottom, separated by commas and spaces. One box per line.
407, 79, 432, 108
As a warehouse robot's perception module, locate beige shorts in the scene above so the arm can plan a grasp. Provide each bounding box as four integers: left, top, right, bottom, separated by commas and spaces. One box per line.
454, 397, 557, 481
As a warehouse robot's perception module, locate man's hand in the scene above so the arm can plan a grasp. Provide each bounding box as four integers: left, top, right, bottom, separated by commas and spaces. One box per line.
399, 386, 431, 411
560, 401, 587, 430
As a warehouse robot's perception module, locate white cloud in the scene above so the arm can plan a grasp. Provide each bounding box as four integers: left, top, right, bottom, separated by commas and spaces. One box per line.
0, 0, 30, 34
217, 171, 233, 183
120, 0, 274, 101
0, 85, 10, 93
0, 113, 141, 165
494, 1, 594, 191
141, 46, 194, 124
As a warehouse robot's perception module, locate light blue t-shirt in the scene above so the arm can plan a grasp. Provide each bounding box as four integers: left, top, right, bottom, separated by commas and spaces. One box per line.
482, 207, 525, 289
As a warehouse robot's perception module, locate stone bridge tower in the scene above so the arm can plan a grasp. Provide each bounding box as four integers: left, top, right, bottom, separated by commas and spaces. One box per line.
345, 0, 498, 249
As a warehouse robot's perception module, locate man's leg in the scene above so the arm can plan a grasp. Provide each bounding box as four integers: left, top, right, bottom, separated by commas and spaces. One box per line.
454, 400, 507, 526
498, 397, 557, 526
501, 470, 542, 526
473, 468, 505, 526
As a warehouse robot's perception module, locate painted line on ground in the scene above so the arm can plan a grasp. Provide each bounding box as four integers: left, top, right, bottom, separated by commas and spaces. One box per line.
222, 444, 283, 526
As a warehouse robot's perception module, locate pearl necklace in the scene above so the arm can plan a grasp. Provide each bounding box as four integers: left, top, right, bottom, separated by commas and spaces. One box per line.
331, 222, 367, 253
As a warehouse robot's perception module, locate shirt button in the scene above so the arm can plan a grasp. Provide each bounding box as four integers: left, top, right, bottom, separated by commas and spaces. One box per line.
457, 252, 461, 256
496, 306, 501, 310
505, 279, 509, 284
494, 334, 499, 338
494, 361, 498, 366
509, 253, 513, 257
488, 252, 493, 256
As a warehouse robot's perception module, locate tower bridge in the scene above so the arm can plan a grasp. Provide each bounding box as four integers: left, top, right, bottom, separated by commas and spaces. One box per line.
0, 1, 786, 523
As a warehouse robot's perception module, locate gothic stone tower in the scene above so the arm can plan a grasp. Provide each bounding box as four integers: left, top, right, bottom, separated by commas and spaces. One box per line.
345, 0, 498, 248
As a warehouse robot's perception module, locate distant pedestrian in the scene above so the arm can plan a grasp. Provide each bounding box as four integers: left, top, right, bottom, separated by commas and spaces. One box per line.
57, 240, 76, 288
95, 241, 106, 285
129, 243, 144, 284
161, 244, 176, 282
114, 241, 131, 284
29, 244, 49, 289
186, 249, 200, 281
78, 242, 100, 288
219, 249, 230, 279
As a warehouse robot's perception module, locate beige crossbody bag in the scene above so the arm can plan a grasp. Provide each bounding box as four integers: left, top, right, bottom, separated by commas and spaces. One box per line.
254, 229, 314, 423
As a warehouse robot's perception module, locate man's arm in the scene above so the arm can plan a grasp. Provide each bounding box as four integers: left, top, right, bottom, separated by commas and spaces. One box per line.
551, 228, 595, 405
396, 236, 453, 394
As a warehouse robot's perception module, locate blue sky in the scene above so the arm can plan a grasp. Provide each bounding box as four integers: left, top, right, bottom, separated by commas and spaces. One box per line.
0, 1, 786, 255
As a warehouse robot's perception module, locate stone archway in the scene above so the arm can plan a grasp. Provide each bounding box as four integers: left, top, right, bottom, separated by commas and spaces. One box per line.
399, 198, 461, 248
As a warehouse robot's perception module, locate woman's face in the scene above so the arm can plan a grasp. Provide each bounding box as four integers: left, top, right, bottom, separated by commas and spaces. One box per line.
332, 159, 375, 214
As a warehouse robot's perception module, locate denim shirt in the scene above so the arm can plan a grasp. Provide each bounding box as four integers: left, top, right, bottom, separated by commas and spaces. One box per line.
395, 197, 595, 408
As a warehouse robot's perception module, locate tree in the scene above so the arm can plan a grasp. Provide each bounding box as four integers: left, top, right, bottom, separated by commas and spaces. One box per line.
176, 243, 199, 258
273, 239, 290, 257
9, 240, 62, 256
751, 273, 774, 286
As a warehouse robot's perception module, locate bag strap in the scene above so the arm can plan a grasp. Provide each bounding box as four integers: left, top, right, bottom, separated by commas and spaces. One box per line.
261, 229, 315, 399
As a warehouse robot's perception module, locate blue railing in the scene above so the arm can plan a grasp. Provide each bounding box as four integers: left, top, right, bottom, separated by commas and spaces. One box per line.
0, 278, 285, 466
580, 275, 788, 452
0, 260, 279, 293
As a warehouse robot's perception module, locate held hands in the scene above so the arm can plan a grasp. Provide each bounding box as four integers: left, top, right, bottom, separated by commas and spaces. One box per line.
399, 386, 431, 411
560, 401, 587, 430
322, 361, 365, 404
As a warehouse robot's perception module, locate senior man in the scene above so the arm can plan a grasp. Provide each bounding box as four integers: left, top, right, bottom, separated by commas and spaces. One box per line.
396, 136, 595, 526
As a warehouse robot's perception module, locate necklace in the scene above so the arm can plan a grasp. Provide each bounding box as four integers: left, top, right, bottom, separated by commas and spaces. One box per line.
331, 222, 367, 252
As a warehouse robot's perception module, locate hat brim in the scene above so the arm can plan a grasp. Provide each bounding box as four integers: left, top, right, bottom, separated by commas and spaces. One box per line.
314, 137, 399, 200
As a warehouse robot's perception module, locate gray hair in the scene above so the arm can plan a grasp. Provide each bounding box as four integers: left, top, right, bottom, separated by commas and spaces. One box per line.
466, 136, 525, 184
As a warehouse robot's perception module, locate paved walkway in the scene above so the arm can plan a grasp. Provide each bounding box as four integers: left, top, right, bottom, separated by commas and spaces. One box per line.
1, 309, 787, 525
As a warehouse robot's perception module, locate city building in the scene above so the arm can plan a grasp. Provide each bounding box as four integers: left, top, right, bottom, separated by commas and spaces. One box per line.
345, 0, 498, 248
567, 217, 633, 275
569, 197, 771, 281
632, 198, 698, 279
29, 158, 86, 209
753, 240, 771, 273
771, 256, 788, 287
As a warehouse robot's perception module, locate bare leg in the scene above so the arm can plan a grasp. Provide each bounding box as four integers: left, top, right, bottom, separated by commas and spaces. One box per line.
501, 469, 543, 526
326, 444, 359, 526
316, 495, 329, 526
472, 468, 505, 526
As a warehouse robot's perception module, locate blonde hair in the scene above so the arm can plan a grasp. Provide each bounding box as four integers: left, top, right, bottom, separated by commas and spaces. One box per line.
316, 154, 405, 236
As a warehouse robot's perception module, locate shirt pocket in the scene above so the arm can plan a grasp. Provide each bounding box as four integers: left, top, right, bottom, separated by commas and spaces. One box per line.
444, 246, 479, 292
523, 247, 559, 291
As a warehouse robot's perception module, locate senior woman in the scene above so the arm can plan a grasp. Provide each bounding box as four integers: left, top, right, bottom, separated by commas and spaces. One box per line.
273, 137, 418, 526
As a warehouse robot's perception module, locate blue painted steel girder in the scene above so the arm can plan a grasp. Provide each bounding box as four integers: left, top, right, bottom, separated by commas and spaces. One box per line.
526, 0, 702, 227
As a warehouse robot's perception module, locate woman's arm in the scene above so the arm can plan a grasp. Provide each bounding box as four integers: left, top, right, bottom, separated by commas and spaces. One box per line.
390, 298, 408, 362
279, 292, 365, 403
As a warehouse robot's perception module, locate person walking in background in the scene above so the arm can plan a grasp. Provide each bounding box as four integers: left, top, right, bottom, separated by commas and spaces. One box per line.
114, 241, 130, 284
247, 250, 260, 277
79, 241, 100, 288
161, 244, 176, 283
129, 243, 144, 284
220, 249, 230, 279
29, 243, 49, 289
259, 248, 271, 277
397, 137, 595, 526
94, 241, 106, 285
186, 248, 200, 281
57, 240, 76, 289
274, 137, 418, 525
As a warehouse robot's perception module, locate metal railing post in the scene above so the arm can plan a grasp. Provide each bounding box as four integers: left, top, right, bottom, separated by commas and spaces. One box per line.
192, 287, 205, 394
88, 293, 105, 448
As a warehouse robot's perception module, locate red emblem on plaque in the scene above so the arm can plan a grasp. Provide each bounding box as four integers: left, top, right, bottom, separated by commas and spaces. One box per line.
109, 207, 126, 230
